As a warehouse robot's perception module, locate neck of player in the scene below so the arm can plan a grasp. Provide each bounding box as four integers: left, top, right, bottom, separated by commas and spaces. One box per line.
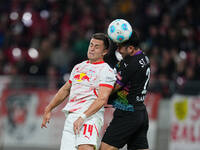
130, 48, 141, 56
89, 58, 104, 64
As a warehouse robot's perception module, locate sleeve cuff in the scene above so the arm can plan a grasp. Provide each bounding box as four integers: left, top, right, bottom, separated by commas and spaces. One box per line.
99, 84, 114, 89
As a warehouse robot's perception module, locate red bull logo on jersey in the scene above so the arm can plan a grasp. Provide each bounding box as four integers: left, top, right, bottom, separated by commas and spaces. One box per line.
74, 73, 90, 82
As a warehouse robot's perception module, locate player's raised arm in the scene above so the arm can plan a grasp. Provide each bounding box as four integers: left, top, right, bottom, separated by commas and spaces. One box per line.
41, 81, 71, 128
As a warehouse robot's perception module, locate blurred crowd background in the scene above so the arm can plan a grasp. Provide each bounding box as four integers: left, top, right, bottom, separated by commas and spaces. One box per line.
0, 0, 199, 96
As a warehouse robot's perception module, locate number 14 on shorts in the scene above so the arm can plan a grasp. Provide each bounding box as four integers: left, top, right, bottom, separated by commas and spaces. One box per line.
82, 124, 99, 138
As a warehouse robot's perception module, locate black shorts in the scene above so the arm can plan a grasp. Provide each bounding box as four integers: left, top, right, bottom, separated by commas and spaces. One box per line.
102, 108, 149, 150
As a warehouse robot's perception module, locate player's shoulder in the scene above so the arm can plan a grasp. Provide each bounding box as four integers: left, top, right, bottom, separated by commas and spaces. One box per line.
102, 61, 114, 69
72, 60, 87, 70
133, 53, 150, 68
101, 62, 115, 74
124, 52, 149, 69
102, 61, 112, 67
132, 52, 149, 62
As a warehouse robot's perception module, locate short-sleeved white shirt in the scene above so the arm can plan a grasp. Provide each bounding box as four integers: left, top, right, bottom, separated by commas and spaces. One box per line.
62, 60, 116, 114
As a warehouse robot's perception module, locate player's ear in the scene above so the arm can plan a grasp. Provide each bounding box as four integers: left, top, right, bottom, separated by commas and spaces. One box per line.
103, 49, 108, 56
128, 45, 134, 54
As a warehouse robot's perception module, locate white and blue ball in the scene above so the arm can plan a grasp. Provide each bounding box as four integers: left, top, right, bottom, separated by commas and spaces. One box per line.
107, 19, 132, 43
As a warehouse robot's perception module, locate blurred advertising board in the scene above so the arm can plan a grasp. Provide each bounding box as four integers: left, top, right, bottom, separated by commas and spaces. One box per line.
0, 89, 66, 148
170, 95, 200, 150
145, 93, 161, 150
0, 76, 11, 148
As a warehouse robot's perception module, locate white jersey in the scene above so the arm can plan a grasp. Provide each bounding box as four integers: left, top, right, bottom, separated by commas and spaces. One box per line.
62, 60, 116, 114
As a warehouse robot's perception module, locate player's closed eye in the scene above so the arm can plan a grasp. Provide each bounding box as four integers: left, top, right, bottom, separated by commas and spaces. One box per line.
95, 46, 100, 49
89, 43, 93, 47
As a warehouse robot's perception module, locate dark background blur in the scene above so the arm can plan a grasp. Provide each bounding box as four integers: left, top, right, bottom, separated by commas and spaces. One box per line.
0, 0, 199, 96
0, 1, 199, 150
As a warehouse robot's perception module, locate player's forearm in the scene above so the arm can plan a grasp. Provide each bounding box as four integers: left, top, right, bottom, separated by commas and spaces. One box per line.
45, 82, 71, 112
83, 98, 107, 118
83, 86, 113, 118
45, 90, 68, 112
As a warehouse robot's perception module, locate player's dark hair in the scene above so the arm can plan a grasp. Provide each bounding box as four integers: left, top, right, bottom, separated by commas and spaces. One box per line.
104, 40, 118, 68
119, 30, 140, 49
92, 33, 110, 50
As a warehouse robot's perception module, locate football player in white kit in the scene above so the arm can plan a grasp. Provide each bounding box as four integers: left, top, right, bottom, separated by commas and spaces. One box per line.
41, 33, 116, 150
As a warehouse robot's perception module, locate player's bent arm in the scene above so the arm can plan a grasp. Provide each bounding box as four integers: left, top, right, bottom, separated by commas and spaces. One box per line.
45, 81, 71, 112
73, 86, 112, 134
83, 86, 113, 118
41, 81, 71, 128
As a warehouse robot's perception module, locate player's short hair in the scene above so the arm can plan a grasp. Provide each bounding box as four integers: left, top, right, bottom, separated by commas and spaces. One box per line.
118, 30, 140, 48
92, 33, 110, 50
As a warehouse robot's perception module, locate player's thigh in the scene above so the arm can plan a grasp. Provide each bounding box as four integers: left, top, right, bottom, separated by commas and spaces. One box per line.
102, 109, 143, 148
76, 113, 103, 149
99, 142, 118, 150
127, 110, 149, 150
60, 130, 76, 150
60, 115, 76, 150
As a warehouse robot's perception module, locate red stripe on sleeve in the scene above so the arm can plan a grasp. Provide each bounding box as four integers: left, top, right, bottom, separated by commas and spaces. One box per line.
93, 89, 98, 97
99, 84, 114, 89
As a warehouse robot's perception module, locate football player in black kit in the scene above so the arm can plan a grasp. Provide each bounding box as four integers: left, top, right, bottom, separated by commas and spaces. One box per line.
100, 30, 150, 150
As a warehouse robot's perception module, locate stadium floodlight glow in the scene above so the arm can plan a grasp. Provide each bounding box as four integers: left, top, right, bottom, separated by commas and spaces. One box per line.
40, 10, 49, 19
10, 12, 19, 20
28, 48, 39, 59
22, 12, 32, 27
177, 77, 184, 86
12, 48, 22, 59
179, 51, 187, 60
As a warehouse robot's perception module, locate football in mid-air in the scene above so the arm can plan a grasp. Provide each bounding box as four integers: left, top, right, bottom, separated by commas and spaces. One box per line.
107, 19, 132, 43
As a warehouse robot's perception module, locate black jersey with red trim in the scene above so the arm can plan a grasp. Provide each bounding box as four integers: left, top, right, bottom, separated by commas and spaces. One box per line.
110, 51, 150, 111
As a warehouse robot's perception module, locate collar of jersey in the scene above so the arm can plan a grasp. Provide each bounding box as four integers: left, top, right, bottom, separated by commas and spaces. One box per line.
86, 60, 105, 64
134, 50, 142, 55
124, 50, 142, 60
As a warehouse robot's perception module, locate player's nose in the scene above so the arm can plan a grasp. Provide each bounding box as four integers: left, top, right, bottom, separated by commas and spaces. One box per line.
89, 45, 95, 51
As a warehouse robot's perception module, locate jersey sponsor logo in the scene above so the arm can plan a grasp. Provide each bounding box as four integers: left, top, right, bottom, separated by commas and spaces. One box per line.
74, 73, 90, 82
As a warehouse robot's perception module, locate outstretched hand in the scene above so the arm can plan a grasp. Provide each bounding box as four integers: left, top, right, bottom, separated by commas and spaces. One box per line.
41, 110, 51, 128
73, 117, 84, 135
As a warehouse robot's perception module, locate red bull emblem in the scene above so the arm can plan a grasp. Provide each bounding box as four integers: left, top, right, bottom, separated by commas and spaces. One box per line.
74, 73, 90, 82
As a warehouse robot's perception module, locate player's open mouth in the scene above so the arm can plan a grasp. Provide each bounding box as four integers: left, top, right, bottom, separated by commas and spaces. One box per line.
89, 52, 94, 55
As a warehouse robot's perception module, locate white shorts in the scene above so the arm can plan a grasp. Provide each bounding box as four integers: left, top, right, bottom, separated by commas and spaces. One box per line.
60, 112, 104, 150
